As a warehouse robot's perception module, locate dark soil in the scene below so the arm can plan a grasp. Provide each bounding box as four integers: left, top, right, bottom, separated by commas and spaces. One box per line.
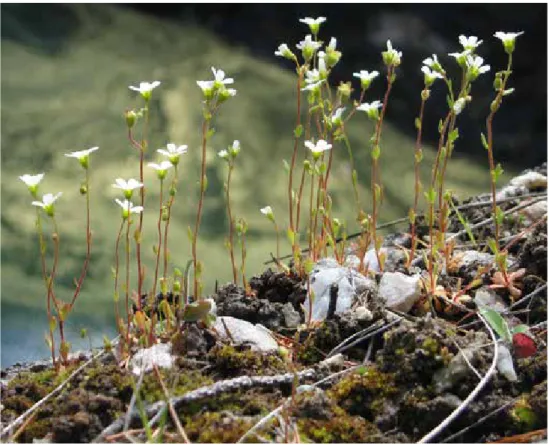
1, 166, 546, 443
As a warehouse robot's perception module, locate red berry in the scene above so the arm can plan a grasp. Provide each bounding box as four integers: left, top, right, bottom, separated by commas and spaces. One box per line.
512, 332, 537, 359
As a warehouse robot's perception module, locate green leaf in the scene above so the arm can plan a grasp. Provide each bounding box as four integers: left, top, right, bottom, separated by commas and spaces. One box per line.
415, 149, 423, 164
492, 163, 504, 183
481, 132, 489, 150
478, 305, 512, 342
181, 299, 213, 322
206, 128, 216, 139
294, 124, 303, 138
282, 159, 290, 173
495, 206, 505, 226
511, 324, 531, 335
287, 228, 295, 245
371, 144, 381, 160
438, 119, 443, 134
414, 117, 422, 130
302, 258, 315, 275
187, 225, 194, 242
448, 128, 459, 143
424, 187, 436, 204
173, 268, 182, 277
486, 237, 498, 254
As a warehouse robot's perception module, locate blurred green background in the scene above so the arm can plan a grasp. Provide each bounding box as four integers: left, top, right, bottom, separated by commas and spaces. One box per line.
2, 4, 531, 366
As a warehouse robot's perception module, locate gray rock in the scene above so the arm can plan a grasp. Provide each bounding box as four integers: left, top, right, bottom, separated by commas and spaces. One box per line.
304, 259, 375, 321
214, 316, 278, 352
378, 272, 422, 313
496, 171, 547, 201
130, 343, 174, 376
475, 288, 508, 313
280, 302, 301, 328
433, 348, 479, 393
497, 344, 518, 382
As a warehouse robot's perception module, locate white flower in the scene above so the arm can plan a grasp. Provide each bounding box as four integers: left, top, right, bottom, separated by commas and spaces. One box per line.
305, 68, 321, 84
494, 31, 524, 54
453, 97, 467, 115
301, 80, 325, 92
331, 107, 345, 126
275, 43, 295, 60
32, 192, 62, 217
299, 17, 326, 26
327, 37, 337, 52
357, 100, 382, 120
421, 66, 444, 87
423, 54, 445, 74
115, 199, 143, 219
229, 140, 240, 156
260, 206, 274, 217
157, 143, 188, 165
197, 80, 215, 95
449, 49, 471, 67
382, 40, 402, 67
20, 173, 44, 189
459, 35, 483, 51
65, 146, 99, 169
305, 139, 332, 159
129, 81, 161, 100
318, 54, 328, 77
296, 35, 322, 61
148, 161, 173, 180
466, 54, 490, 81
211, 67, 234, 86
299, 17, 326, 35
353, 70, 379, 89
112, 178, 143, 199
218, 149, 229, 160
324, 37, 341, 67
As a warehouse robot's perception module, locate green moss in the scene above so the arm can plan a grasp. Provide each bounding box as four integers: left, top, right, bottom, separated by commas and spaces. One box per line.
209, 345, 287, 377
139, 369, 214, 404
421, 337, 440, 356
298, 415, 381, 443
329, 366, 397, 420
184, 411, 257, 443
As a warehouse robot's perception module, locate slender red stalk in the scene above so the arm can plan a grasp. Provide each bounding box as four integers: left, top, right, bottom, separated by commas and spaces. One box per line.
225, 164, 238, 283
152, 179, 164, 297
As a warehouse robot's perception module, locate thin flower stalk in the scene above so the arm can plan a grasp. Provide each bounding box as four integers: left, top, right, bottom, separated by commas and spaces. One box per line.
486, 53, 514, 259
163, 166, 179, 280
225, 160, 238, 284
152, 176, 165, 297
113, 219, 125, 336
369, 65, 396, 272
295, 111, 314, 234
125, 216, 131, 348
192, 116, 211, 299
288, 67, 304, 255
69, 167, 92, 308
408, 92, 428, 267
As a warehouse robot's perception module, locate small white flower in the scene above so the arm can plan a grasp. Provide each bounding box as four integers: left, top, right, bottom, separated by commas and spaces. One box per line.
211, 67, 234, 86
229, 140, 240, 156
148, 161, 173, 180
115, 199, 143, 219
32, 192, 62, 217
299, 17, 326, 35
421, 66, 444, 87
353, 70, 379, 89
218, 149, 229, 160
157, 143, 188, 165
305, 139, 332, 158
357, 100, 382, 120
318, 54, 328, 78
494, 31, 524, 54
301, 80, 325, 92
275, 43, 295, 60
260, 206, 273, 216
296, 35, 322, 61
305, 68, 322, 84
466, 54, 490, 81
129, 81, 161, 100
453, 97, 467, 115
324, 37, 342, 67
197, 80, 215, 95
449, 49, 471, 67
20, 173, 44, 189
382, 40, 402, 67
65, 146, 99, 169
65, 146, 99, 160
327, 37, 337, 52
423, 54, 445, 74
112, 178, 143, 199
331, 107, 345, 126
459, 35, 483, 51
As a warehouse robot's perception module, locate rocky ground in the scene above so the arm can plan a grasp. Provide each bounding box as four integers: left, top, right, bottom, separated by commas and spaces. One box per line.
1, 165, 547, 443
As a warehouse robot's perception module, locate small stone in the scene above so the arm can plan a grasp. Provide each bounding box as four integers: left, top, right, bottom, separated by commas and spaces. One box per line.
304, 259, 374, 321
214, 316, 278, 352
474, 288, 508, 313
281, 302, 301, 328
497, 344, 518, 382
130, 343, 174, 376
355, 306, 373, 321
433, 349, 478, 393
510, 171, 547, 190
378, 272, 422, 313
